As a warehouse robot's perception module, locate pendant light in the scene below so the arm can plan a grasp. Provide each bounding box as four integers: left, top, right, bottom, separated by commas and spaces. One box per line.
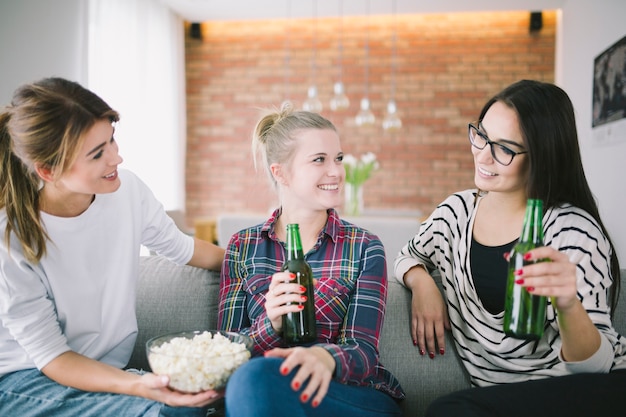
355, 0, 375, 126
383, 0, 402, 131
329, 0, 349, 111
302, 0, 323, 113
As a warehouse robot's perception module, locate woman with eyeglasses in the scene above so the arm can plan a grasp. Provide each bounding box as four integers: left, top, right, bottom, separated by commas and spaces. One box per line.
394, 80, 626, 417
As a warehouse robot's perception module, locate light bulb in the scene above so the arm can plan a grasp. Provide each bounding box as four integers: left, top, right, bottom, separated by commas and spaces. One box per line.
302, 85, 323, 113
329, 82, 350, 111
382, 99, 402, 131
355, 98, 375, 126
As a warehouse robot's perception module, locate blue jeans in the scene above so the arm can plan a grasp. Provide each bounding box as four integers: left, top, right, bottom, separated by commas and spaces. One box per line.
0, 368, 209, 417
225, 357, 402, 417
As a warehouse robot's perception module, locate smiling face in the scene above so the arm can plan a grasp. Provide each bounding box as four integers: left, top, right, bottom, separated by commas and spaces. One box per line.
472, 101, 529, 195
60, 119, 124, 194
273, 128, 344, 213
39, 119, 124, 215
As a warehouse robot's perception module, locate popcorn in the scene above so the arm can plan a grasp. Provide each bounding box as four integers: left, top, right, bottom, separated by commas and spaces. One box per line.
147, 331, 251, 393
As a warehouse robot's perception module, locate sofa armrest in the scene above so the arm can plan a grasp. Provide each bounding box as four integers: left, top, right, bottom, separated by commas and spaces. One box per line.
127, 256, 221, 371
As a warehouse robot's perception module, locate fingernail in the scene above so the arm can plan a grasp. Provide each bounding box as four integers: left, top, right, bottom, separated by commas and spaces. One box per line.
439, 348, 445, 355
300, 295, 307, 301
419, 348, 425, 355
515, 269, 523, 276
297, 305, 304, 310
515, 278, 524, 285
527, 286, 535, 292
429, 352, 435, 359
299, 286, 306, 292
280, 367, 289, 375
290, 273, 296, 278
524, 253, 532, 261
293, 381, 300, 389
412, 339, 417, 346
301, 393, 309, 402
312, 400, 319, 408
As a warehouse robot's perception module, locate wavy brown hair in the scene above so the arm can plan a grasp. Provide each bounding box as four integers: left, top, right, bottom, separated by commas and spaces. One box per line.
0, 77, 119, 263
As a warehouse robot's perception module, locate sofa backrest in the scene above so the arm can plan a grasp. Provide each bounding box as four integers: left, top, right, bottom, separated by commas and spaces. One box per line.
128, 256, 221, 371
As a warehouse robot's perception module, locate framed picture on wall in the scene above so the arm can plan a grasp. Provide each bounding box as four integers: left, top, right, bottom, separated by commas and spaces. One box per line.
592, 35, 626, 128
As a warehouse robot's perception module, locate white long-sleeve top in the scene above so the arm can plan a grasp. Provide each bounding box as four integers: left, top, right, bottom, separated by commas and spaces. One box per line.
0, 169, 194, 377
394, 189, 626, 386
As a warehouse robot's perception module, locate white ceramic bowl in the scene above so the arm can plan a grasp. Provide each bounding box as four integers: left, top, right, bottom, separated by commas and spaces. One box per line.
146, 330, 252, 393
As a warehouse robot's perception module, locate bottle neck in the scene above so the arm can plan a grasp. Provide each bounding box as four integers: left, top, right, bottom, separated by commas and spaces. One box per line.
520, 199, 544, 245
285, 224, 305, 260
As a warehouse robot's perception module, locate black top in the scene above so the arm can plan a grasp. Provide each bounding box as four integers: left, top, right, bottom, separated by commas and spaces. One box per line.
470, 237, 517, 314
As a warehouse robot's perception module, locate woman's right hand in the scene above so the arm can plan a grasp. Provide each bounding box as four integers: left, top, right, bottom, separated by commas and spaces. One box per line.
264, 271, 307, 332
403, 266, 450, 359
138, 372, 223, 407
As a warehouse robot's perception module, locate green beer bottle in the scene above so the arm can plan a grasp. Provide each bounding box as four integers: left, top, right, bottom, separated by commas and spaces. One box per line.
281, 224, 317, 346
503, 199, 548, 340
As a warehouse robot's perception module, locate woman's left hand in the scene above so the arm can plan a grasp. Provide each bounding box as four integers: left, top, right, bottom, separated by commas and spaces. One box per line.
264, 346, 335, 408
517, 246, 579, 314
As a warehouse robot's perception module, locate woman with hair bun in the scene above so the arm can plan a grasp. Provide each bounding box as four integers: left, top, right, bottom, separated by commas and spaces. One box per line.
219, 103, 404, 416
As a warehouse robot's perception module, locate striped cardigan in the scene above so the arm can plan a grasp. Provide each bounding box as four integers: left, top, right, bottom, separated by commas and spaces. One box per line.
394, 189, 626, 386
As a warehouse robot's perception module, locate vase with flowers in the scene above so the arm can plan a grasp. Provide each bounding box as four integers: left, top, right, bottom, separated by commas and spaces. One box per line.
343, 152, 379, 216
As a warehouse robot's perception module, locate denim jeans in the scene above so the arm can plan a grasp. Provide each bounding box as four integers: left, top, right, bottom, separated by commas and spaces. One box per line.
225, 357, 402, 417
0, 368, 209, 417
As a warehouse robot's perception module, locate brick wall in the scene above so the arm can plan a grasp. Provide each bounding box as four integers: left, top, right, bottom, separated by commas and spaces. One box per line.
184, 10, 555, 223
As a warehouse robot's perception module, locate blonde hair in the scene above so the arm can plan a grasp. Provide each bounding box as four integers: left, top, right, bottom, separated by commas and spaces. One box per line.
251, 102, 336, 188
0, 77, 119, 263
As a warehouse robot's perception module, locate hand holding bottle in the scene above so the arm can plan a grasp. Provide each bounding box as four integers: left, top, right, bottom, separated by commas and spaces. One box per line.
265, 271, 308, 333
512, 245, 579, 314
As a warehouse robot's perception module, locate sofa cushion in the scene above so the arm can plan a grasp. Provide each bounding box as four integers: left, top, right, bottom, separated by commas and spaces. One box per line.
381, 277, 471, 416
127, 256, 221, 371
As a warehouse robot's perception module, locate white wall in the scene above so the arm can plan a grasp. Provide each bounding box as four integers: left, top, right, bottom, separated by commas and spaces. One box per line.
556, 0, 626, 263
0, 0, 87, 99
1, 0, 625, 262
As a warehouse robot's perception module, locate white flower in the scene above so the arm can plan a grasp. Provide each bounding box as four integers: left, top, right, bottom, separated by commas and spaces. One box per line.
343, 152, 378, 186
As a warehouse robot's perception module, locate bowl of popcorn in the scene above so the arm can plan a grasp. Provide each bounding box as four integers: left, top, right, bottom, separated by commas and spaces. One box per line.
146, 330, 253, 393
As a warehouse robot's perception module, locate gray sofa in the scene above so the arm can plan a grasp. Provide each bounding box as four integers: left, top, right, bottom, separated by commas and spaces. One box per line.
129, 255, 626, 417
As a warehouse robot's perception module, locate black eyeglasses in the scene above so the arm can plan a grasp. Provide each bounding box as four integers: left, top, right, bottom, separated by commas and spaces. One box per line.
468, 123, 528, 166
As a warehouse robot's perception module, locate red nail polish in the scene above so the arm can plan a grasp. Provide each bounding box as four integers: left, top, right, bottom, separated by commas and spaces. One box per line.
293, 381, 300, 389
515, 269, 523, 276
527, 286, 535, 292
439, 348, 445, 355
299, 286, 306, 292
524, 253, 532, 261
300, 295, 307, 301
280, 367, 289, 375
413, 339, 417, 346
301, 393, 308, 402
312, 400, 319, 408
515, 278, 524, 285
297, 305, 304, 310
419, 348, 425, 355
290, 273, 296, 278
429, 352, 435, 359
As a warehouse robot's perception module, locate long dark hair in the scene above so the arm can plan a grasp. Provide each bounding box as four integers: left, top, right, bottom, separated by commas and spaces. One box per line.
478, 80, 620, 312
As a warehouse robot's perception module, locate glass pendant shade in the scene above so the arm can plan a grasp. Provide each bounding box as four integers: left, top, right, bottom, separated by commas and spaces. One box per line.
355, 98, 376, 126
382, 99, 402, 131
302, 85, 323, 113
330, 82, 350, 111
